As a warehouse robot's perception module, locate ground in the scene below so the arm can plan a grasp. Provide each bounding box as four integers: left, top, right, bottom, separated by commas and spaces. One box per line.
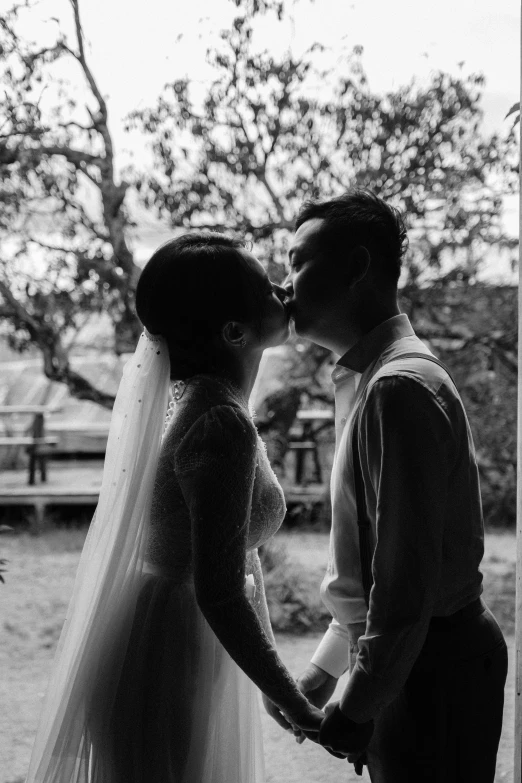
0, 527, 517, 783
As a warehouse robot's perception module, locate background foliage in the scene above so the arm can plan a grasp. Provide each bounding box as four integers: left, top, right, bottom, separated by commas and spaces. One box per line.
0, 0, 519, 527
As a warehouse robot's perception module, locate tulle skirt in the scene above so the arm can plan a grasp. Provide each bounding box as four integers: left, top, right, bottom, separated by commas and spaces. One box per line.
86, 567, 265, 783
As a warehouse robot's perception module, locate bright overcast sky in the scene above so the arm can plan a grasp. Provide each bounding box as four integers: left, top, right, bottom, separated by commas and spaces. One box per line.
5, 0, 521, 276
74, 0, 520, 137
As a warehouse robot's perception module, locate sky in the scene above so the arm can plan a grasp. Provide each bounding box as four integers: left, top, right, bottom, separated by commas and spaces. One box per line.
5, 0, 521, 278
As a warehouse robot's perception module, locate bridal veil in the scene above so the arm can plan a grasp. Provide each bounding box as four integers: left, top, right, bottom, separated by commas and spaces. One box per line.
25, 330, 171, 783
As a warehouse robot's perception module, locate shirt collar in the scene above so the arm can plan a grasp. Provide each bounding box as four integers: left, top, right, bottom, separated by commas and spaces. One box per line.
335, 314, 415, 375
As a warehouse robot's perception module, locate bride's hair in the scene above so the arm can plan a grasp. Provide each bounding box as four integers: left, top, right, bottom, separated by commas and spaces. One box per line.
135, 232, 263, 380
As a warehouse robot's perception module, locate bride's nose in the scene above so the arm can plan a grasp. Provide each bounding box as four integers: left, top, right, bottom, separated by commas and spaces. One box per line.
282, 278, 293, 298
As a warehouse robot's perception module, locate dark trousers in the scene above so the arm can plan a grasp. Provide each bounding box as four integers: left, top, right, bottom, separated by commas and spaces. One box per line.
366, 601, 508, 783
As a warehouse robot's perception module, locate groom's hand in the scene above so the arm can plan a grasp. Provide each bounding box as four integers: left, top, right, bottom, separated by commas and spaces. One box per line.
296, 664, 338, 709
294, 664, 338, 745
319, 701, 374, 758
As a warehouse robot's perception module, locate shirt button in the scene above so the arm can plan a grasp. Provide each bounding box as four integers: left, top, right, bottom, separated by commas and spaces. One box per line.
341, 417, 347, 424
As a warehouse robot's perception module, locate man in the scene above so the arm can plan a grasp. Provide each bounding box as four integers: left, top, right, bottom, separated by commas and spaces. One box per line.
280, 190, 507, 781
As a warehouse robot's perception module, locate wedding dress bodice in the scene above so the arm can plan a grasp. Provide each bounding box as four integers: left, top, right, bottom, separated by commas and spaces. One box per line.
146, 373, 286, 577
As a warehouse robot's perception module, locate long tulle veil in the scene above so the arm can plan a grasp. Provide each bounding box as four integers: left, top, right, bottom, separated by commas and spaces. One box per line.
25, 330, 171, 783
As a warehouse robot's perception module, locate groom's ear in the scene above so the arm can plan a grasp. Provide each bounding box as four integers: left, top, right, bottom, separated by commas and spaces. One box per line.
346, 245, 371, 287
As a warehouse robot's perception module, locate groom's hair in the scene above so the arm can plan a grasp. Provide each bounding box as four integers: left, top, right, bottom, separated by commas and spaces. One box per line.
295, 189, 408, 285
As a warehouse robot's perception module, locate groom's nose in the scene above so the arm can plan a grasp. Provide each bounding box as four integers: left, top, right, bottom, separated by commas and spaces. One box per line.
272, 283, 288, 303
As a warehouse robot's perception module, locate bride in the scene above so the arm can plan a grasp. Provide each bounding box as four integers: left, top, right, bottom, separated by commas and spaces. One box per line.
25, 232, 324, 783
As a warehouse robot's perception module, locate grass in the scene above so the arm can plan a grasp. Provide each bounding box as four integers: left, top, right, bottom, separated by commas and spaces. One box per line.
0, 524, 517, 782
262, 528, 517, 635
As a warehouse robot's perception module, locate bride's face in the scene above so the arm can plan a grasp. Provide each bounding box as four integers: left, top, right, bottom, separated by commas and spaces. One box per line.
238, 250, 290, 349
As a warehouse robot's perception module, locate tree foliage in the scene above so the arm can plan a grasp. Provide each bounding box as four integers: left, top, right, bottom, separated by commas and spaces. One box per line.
129, 8, 518, 286
0, 0, 517, 526
128, 5, 519, 510
403, 280, 518, 527
0, 0, 141, 407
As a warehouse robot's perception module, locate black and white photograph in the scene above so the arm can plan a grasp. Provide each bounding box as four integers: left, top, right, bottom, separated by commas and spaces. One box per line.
0, 0, 520, 781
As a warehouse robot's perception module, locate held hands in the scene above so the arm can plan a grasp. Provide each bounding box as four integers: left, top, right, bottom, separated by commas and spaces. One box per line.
263, 663, 336, 737
262, 664, 372, 771
262, 693, 295, 733
293, 664, 338, 746
319, 702, 374, 772
297, 663, 338, 709
261, 693, 324, 740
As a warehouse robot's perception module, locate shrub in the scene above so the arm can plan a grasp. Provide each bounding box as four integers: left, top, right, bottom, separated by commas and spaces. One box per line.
259, 538, 330, 634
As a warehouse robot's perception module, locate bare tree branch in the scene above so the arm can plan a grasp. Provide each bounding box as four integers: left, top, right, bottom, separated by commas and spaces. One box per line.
69, 0, 113, 168
69, 0, 107, 123
0, 0, 141, 402
0, 278, 115, 407
0, 142, 103, 167
0, 277, 40, 335
257, 170, 288, 225
26, 237, 71, 254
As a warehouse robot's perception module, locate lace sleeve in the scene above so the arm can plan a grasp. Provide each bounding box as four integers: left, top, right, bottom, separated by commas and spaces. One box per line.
174, 404, 308, 718
248, 549, 276, 646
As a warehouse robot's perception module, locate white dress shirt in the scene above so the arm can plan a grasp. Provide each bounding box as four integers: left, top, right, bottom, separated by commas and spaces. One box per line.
311, 314, 484, 722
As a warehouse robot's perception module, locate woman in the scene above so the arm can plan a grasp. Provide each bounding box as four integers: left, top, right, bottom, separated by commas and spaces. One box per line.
26, 233, 324, 783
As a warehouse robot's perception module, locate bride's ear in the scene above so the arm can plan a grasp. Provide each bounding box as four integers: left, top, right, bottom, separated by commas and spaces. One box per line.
347, 245, 371, 287
221, 321, 247, 349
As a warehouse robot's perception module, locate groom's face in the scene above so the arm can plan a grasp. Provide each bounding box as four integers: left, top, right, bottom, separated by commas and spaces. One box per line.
284, 218, 347, 344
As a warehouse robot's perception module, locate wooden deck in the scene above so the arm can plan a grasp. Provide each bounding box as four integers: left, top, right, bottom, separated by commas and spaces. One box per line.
0, 464, 326, 531
0, 464, 103, 530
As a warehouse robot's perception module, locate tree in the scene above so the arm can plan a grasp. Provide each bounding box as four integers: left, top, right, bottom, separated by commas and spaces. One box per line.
0, 0, 141, 407
128, 10, 518, 287
401, 279, 518, 526
0, 0, 300, 407
129, 4, 518, 408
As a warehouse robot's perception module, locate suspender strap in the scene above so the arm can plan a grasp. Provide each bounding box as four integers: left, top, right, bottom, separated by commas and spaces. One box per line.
352, 352, 454, 609
382, 352, 457, 387
352, 436, 374, 609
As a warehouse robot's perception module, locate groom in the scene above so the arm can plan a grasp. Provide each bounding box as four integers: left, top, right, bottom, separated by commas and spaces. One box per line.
272, 190, 508, 781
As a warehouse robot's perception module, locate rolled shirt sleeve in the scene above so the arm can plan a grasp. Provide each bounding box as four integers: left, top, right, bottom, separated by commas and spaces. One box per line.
311, 618, 367, 678
339, 374, 454, 723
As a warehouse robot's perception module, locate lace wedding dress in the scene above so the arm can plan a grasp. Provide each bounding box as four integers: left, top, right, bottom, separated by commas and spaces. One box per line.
83, 374, 298, 783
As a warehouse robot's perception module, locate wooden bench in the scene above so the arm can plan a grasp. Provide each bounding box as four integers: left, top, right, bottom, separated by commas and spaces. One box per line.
34, 422, 109, 463
0, 486, 100, 533
0, 406, 62, 485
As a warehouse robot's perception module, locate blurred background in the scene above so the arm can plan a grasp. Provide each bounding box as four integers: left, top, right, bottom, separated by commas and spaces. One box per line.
0, 0, 519, 530
0, 2, 520, 780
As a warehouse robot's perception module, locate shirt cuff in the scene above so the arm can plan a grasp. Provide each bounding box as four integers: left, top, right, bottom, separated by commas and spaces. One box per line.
311, 620, 365, 678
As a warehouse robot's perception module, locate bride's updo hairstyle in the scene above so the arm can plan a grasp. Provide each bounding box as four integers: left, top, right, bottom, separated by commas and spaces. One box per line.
135, 232, 264, 380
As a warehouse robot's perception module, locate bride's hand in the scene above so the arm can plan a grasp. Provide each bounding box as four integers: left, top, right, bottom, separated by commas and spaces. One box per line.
262, 693, 295, 732
285, 702, 325, 740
